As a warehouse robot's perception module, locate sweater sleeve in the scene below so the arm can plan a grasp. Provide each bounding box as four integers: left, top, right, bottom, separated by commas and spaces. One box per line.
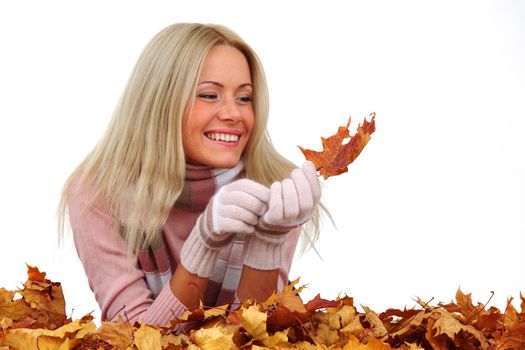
68, 182, 187, 325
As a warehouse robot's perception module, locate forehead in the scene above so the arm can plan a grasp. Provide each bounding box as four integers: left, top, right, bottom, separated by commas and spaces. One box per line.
199, 45, 251, 82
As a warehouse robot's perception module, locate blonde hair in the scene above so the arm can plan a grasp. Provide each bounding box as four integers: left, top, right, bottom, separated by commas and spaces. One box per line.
58, 23, 324, 255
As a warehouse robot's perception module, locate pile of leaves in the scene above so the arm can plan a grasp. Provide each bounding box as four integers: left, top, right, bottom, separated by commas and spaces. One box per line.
1, 266, 524, 349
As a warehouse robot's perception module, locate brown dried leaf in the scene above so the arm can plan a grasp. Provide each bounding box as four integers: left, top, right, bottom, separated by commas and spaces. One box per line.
299, 113, 376, 179
363, 305, 388, 338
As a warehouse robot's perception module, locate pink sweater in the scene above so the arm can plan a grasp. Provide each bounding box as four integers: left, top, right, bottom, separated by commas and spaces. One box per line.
68, 165, 300, 326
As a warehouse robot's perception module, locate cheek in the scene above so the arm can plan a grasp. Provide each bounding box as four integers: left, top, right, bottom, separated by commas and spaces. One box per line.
246, 112, 255, 138
183, 105, 206, 137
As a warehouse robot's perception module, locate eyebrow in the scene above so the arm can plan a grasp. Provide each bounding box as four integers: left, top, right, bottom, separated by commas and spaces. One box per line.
198, 81, 252, 88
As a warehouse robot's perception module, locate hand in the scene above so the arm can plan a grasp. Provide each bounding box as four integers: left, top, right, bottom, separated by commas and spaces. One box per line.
259, 161, 321, 232
211, 179, 270, 236
242, 162, 321, 271
180, 179, 270, 277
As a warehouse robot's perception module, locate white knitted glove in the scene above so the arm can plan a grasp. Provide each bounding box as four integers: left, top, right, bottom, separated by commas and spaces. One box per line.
180, 179, 270, 277
242, 161, 321, 270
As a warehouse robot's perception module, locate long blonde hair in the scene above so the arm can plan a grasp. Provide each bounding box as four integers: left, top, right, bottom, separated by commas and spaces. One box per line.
58, 23, 323, 255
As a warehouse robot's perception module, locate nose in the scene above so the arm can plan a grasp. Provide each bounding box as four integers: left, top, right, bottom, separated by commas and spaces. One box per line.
217, 98, 242, 123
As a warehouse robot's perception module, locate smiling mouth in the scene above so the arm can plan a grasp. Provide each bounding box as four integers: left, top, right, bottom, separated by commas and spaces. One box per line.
205, 132, 240, 143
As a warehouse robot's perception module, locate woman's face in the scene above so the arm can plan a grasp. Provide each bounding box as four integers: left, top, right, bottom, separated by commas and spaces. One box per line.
182, 45, 255, 168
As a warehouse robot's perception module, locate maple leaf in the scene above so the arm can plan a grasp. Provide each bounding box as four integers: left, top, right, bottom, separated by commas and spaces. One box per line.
238, 305, 268, 341
439, 288, 483, 323
298, 112, 376, 179
362, 305, 388, 338
193, 326, 237, 350
430, 309, 487, 346
97, 320, 134, 349
133, 323, 162, 350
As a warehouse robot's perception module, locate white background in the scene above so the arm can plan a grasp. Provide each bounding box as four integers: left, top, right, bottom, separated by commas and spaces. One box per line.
1, 1, 524, 322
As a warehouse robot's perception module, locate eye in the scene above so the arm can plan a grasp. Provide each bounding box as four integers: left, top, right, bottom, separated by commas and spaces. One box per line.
237, 95, 252, 104
198, 93, 217, 101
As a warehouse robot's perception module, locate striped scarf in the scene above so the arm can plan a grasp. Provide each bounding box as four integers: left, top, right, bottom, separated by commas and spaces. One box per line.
137, 162, 245, 304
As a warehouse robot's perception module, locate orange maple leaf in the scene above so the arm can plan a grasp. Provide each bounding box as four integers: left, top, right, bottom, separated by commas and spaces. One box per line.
298, 112, 376, 179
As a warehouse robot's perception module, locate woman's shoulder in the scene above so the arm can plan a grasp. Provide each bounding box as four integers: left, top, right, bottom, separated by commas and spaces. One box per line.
67, 175, 114, 219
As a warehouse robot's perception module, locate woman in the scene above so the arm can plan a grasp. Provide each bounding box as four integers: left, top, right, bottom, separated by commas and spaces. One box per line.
58, 23, 322, 326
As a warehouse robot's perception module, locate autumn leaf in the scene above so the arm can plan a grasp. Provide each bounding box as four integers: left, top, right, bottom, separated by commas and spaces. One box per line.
299, 112, 376, 179
363, 305, 388, 338
193, 326, 237, 350
238, 305, 268, 341
133, 323, 162, 350
97, 320, 134, 349
430, 309, 487, 346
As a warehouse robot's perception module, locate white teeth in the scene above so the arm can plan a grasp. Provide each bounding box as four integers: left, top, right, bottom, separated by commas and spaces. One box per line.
206, 133, 239, 142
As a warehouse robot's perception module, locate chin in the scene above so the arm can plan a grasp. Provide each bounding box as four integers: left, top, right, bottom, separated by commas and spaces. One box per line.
210, 155, 242, 169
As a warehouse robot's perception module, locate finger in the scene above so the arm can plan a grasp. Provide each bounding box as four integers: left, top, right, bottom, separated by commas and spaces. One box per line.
282, 178, 300, 220
226, 179, 270, 203
220, 191, 268, 216
291, 168, 313, 217
303, 161, 321, 204
263, 181, 284, 223
218, 204, 259, 226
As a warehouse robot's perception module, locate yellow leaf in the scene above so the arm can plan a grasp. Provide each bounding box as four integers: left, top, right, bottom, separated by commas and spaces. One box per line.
133, 323, 162, 350
340, 316, 364, 335
238, 305, 268, 341
160, 333, 188, 348
0, 299, 32, 321
98, 320, 134, 349
327, 305, 358, 330
0, 317, 13, 330
313, 322, 340, 347
262, 329, 289, 348
204, 304, 229, 318
280, 293, 307, 313
0, 289, 15, 302
262, 278, 306, 309
194, 326, 237, 350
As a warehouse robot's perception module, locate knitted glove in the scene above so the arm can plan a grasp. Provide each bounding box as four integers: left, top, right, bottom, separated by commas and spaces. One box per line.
180, 179, 270, 277
242, 161, 321, 270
